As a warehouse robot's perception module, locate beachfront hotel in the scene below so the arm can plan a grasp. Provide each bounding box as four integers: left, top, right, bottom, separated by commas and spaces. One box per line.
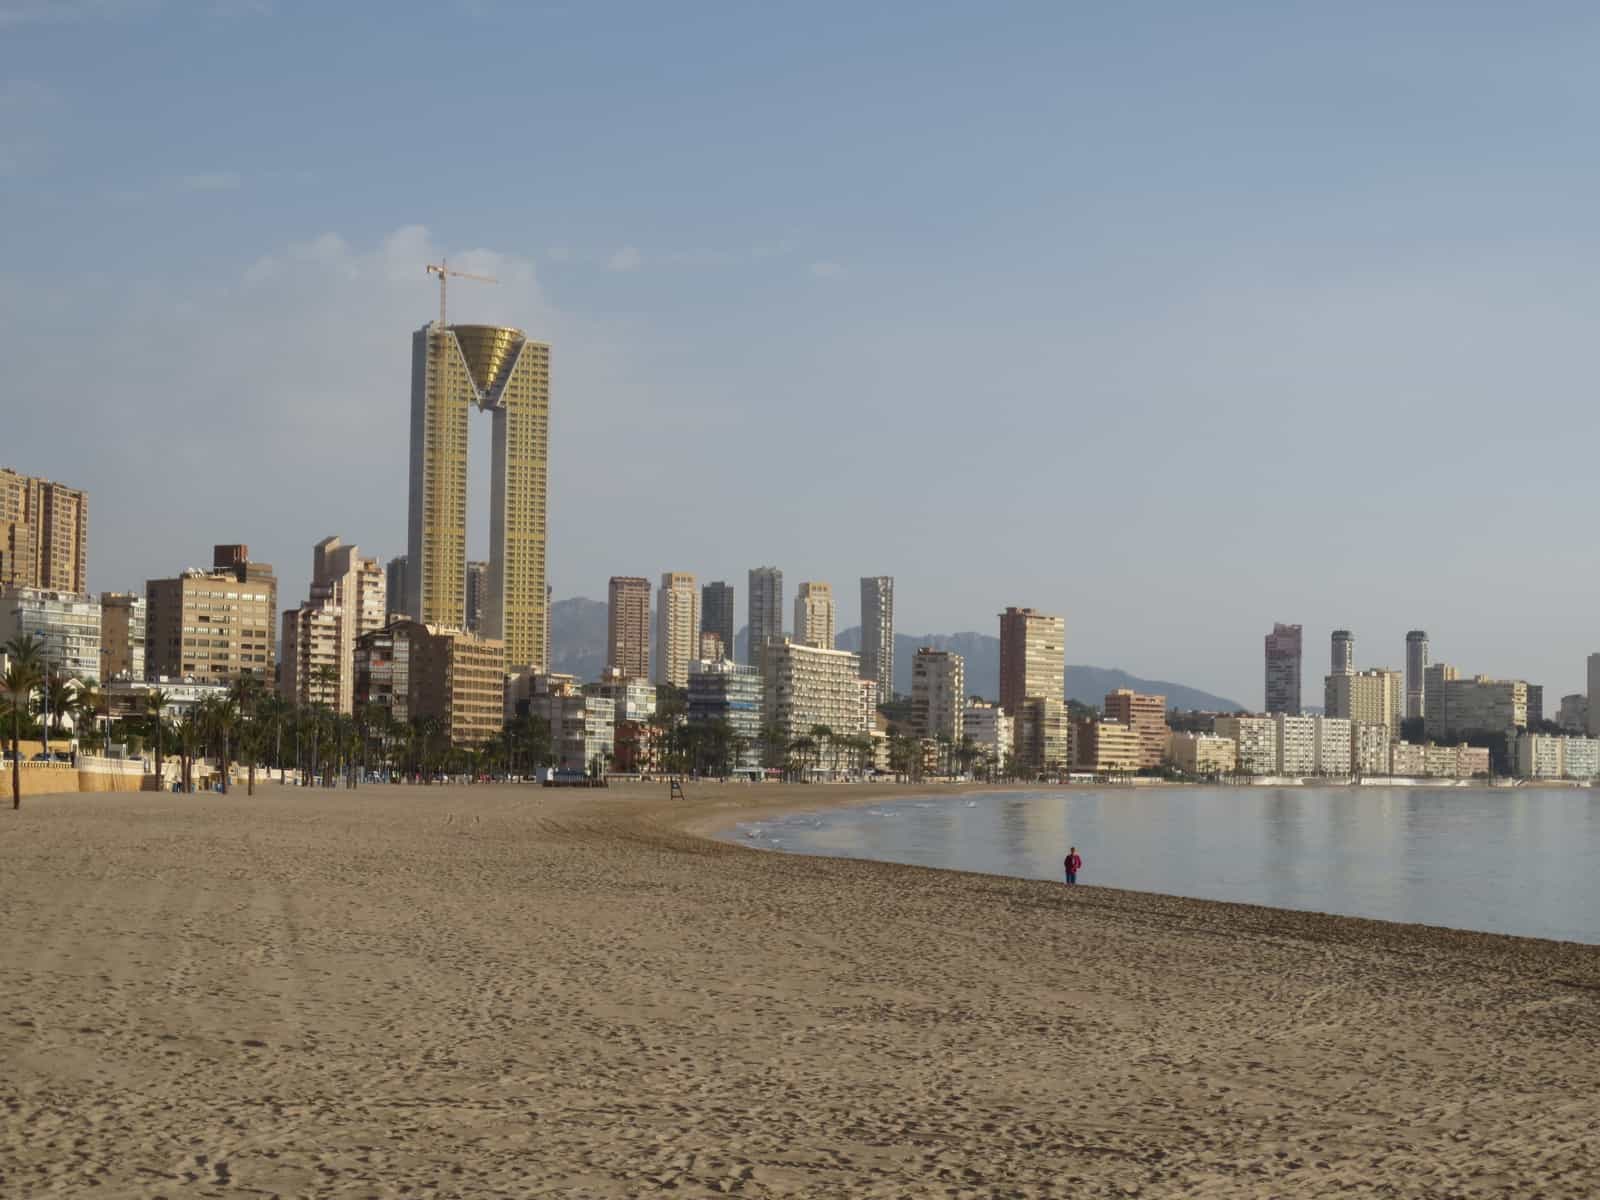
404, 320, 551, 673
762, 638, 864, 748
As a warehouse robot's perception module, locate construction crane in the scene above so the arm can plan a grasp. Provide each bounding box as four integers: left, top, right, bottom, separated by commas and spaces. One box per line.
425, 258, 498, 328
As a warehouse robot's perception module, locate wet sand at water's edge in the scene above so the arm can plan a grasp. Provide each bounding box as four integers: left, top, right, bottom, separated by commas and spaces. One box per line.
2, 781, 1596, 1198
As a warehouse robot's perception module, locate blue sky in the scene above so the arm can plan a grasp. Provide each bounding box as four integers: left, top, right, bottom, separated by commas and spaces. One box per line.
5, 0, 1600, 705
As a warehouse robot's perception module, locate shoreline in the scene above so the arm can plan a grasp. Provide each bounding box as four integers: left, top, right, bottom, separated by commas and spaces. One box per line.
658, 779, 1600, 952
4, 783, 1598, 1196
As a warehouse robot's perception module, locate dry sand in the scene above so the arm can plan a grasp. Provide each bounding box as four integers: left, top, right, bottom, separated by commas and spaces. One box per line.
2, 781, 1597, 1199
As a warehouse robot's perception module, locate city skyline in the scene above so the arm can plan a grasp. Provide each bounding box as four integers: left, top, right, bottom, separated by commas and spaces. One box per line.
12, 7, 1600, 704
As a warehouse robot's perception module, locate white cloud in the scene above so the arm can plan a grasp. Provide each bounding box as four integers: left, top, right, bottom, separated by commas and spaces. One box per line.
808, 260, 844, 279
607, 246, 642, 272
179, 170, 241, 192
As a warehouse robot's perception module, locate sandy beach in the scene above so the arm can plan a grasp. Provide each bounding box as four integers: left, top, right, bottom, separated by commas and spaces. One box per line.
2, 782, 1597, 1198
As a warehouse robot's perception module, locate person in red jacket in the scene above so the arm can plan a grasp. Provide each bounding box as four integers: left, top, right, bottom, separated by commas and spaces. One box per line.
1064, 846, 1082, 885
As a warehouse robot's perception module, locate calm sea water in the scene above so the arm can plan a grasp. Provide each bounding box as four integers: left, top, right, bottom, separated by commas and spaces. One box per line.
728, 787, 1600, 944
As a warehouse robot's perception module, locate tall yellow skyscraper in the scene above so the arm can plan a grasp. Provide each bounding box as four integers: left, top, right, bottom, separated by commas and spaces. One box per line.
405, 322, 550, 673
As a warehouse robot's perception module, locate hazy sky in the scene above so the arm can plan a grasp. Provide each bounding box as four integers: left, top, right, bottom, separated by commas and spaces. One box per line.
5, 1, 1600, 706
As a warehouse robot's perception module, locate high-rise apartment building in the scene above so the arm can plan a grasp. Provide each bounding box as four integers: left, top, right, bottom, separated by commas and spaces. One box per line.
99, 591, 146, 682
1431, 676, 1527, 741
1526, 684, 1544, 729
1404, 630, 1428, 720
911, 647, 964, 742
1558, 692, 1589, 735
385, 555, 409, 620
146, 546, 276, 684
1264, 622, 1303, 715
0, 587, 101, 681
1589, 653, 1600, 738
1331, 629, 1354, 676
761, 639, 865, 749
1102, 688, 1167, 770
1324, 668, 1403, 735
998, 607, 1065, 716
746, 567, 783, 664
404, 320, 550, 673
464, 561, 489, 635
793, 581, 836, 650
859, 576, 895, 702
1423, 662, 1460, 741
0, 468, 88, 595
700, 581, 735, 661
280, 537, 386, 713
354, 619, 505, 747
607, 576, 651, 678
655, 572, 700, 688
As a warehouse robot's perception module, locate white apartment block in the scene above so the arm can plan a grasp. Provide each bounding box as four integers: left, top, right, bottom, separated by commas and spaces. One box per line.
911, 648, 964, 742
793, 581, 836, 650
1313, 715, 1352, 776
1352, 722, 1391, 775
0, 586, 102, 682
859, 677, 880, 737
1562, 736, 1600, 779
965, 701, 1013, 766
1274, 713, 1316, 775
1213, 715, 1278, 775
762, 639, 864, 747
1515, 732, 1600, 780
1390, 741, 1426, 776
655, 572, 700, 688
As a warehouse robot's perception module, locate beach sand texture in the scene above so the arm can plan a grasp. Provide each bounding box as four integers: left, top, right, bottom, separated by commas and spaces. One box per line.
2, 782, 1597, 1198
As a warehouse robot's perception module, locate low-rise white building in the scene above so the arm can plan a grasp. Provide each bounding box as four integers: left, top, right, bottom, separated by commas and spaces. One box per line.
1274, 713, 1316, 775
965, 701, 1013, 768
1312, 716, 1351, 776
1352, 723, 1391, 775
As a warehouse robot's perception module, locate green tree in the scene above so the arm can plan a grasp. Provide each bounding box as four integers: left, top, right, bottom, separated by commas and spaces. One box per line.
2, 634, 44, 809
145, 690, 171, 788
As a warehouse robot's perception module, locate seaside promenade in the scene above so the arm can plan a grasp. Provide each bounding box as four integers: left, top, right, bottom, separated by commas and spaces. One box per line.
2, 782, 1596, 1197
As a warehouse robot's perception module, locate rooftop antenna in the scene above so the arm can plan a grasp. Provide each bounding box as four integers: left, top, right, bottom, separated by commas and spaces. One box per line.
425, 257, 498, 328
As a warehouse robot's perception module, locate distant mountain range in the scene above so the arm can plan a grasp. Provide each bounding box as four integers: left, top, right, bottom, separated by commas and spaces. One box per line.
549, 597, 1243, 712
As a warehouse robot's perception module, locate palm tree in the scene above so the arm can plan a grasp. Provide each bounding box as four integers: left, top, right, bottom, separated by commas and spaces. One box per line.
2, 634, 44, 810
256, 692, 291, 782
44, 670, 80, 739
145, 690, 170, 787
173, 709, 202, 793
